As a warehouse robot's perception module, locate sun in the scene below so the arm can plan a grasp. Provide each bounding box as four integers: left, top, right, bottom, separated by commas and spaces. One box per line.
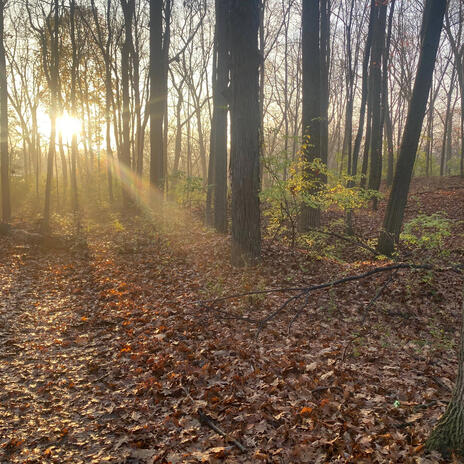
56, 113, 81, 141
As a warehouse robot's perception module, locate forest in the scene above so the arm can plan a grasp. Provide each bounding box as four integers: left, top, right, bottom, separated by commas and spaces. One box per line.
1, 0, 464, 462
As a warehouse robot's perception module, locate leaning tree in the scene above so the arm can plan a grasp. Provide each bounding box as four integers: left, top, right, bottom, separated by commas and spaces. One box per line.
377, 0, 446, 256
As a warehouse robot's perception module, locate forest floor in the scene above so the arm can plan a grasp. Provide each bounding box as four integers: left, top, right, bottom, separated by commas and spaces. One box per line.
1, 177, 464, 464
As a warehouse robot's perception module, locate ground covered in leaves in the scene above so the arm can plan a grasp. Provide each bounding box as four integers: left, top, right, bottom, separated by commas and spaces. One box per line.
1, 177, 464, 463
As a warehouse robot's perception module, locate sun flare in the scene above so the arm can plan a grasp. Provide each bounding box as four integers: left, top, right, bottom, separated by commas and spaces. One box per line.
36, 111, 82, 141
56, 113, 81, 141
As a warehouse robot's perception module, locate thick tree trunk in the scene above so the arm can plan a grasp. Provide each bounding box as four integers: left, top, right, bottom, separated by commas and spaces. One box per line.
377, 0, 446, 255
299, 0, 322, 230
426, 290, 464, 458
229, 0, 261, 266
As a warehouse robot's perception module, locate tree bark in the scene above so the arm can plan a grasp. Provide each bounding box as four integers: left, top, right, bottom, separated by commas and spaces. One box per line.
440, 67, 455, 176
120, 0, 135, 207
212, 0, 229, 233
229, 0, 261, 266
381, 0, 395, 187
426, 289, 464, 458
367, 2, 387, 209
70, 0, 79, 214
377, 0, 446, 256
350, 0, 375, 180
299, 0, 322, 230
0, 0, 10, 223
43, 0, 60, 231
150, 0, 164, 194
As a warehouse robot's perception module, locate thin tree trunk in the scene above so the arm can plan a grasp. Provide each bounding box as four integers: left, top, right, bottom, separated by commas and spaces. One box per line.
43, 0, 60, 232
0, 0, 10, 223
212, 0, 229, 233
120, 0, 134, 207
150, 0, 164, 193
440, 67, 455, 176
350, 0, 375, 180
367, 2, 387, 209
382, 0, 395, 187
70, 0, 79, 215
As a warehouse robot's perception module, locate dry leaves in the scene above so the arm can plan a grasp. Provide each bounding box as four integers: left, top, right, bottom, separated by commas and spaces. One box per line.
0, 178, 463, 462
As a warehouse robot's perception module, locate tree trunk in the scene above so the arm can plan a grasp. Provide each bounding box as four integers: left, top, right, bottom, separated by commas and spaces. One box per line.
229, 0, 261, 266
43, 0, 60, 232
426, 289, 464, 458
120, 0, 135, 207
0, 0, 10, 223
70, 0, 79, 215
150, 0, 164, 193
299, 0, 322, 230
440, 67, 455, 176
385, 101, 395, 186
319, 0, 329, 169
377, 0, 446, 256
58, 133, 68, 195
367, 2, 387, 209
212, 0, 229, 233
350, 0, 375, 180
382, 0, 395, 187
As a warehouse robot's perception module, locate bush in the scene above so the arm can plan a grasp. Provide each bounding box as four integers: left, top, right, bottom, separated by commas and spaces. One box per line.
401, 212, 453, 253
261, 149, 380, 247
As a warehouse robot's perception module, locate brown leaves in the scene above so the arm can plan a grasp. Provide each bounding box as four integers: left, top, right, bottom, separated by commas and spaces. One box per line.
1, 179, 464, 462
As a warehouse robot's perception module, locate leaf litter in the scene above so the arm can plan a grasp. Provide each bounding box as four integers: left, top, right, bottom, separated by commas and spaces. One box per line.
0, 177, 463, 463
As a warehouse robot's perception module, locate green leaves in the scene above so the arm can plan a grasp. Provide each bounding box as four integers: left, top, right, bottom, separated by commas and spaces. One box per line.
401, 213, 453, 252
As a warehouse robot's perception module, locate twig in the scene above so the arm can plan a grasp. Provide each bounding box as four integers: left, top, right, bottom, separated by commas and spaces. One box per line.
360, 269, 399, 322
305, 227, 379, 256
431, 376, 452, 393
199, 263, 463, 337
197, 409, 246, 453
287, 292, 313, 333
201, 263, 462, 307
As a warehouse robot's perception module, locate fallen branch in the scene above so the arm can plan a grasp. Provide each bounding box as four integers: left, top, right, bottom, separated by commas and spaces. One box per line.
201, 262, 463, 336
202, 263, 459, 306
197, 409, 246, 453
360, 269, 399, 323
